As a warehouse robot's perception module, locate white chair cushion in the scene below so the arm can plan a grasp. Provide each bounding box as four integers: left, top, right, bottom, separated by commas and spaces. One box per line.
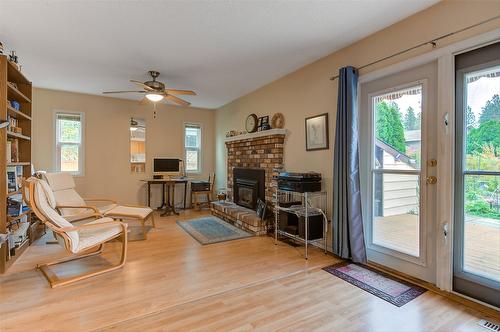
38, 179, 57, 209
43, 172, 76, 191
104, 206, 153, 220
76, 218, 123, 253
34, 180, 79, 252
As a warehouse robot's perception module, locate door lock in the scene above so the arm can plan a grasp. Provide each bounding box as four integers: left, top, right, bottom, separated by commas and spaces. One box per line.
428, 159, 437, 167
426, 176, 437, 184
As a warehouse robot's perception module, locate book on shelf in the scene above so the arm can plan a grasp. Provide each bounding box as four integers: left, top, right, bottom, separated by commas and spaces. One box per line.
6, 140, 11, 163
7, 114, 18, 132
8, 138, 19, 162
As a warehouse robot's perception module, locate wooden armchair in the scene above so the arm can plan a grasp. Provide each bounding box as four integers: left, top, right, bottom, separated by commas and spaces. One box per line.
22, 178, 128, 288
42, 172, 117, 222
191, 173, 216, 210
43, 172, 155, 239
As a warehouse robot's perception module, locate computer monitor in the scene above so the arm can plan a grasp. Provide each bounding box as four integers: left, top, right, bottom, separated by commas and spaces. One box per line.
153, 158, 182, 177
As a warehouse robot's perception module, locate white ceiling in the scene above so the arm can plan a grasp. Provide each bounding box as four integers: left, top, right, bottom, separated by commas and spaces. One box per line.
0, 0, 438, 109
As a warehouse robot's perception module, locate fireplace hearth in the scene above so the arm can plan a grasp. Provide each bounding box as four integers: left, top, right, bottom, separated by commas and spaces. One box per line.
233, 168, 265, 210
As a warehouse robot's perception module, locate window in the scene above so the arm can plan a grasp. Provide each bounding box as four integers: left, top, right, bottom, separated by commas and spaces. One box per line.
55, 112, 84, 175
184, 124, 201, 173
371, 84, 423, 257
130, 118, 146, 173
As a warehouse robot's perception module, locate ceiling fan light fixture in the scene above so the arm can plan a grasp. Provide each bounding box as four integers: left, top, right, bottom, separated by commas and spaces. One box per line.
146, 93, 164, 102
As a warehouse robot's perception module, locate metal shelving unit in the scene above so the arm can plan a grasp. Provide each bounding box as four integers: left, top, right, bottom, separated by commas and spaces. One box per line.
274, 189, 328, 259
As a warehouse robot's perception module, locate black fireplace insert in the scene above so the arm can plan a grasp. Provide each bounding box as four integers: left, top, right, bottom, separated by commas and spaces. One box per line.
233, 168, 265, 210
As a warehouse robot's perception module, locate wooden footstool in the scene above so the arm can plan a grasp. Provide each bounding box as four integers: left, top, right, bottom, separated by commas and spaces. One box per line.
104, 205, 155, 240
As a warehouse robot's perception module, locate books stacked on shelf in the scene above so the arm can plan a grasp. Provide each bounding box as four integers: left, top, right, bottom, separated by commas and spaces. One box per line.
6, 192, 29, 259
7, 114, 18, 131
6, 165, 23, 192
7, 193, 23, 216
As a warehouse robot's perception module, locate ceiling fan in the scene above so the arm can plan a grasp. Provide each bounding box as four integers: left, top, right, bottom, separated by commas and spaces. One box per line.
102, 71, 196, 106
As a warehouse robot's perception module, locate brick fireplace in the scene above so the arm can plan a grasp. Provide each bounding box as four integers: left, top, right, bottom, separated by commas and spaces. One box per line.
211, 129, 286, 235
226, 129, 286, 205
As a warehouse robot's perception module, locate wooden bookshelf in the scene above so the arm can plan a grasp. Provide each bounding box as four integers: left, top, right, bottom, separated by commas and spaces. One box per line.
7, 131, 31, 141
0, 55, 32, 273
7, 105, 31, 121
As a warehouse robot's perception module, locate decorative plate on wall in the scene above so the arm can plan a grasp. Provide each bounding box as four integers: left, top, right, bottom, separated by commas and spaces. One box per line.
271, 112, 285, 129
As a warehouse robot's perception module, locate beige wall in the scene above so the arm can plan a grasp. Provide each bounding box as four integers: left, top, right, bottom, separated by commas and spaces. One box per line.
215, 0, 500, 216
32, 88, 215, 206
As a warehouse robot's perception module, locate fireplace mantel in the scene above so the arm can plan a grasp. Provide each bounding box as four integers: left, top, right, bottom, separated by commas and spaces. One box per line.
224, 129, 287, 143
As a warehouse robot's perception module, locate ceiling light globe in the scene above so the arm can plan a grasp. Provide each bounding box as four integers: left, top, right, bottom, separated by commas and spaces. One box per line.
146, 93, 164, 102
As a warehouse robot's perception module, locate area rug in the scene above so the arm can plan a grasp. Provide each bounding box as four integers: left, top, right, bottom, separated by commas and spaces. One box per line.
323, 262, 426, 307
176, 216, 253, 245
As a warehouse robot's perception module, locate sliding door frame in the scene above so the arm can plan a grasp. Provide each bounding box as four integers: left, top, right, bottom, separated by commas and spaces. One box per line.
358, 28, 500, 295
453, 53, 500, 306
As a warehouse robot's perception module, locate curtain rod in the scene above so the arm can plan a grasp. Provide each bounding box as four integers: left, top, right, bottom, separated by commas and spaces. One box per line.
329, 14, 500, 81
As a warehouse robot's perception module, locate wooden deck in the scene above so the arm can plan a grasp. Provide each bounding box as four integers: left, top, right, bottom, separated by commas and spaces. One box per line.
0, 210, 497, 331
374, 214, 500, 281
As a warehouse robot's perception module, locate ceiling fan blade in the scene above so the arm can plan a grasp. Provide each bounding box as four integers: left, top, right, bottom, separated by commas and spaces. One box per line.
130, 80, 153, 91
139, 97, 150, 105
165, 89, 196, 95
102, 90, 145, 94
165, 94, 191, 106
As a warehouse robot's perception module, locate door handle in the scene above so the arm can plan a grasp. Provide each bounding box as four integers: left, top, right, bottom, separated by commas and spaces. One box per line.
426, 176, 437, 184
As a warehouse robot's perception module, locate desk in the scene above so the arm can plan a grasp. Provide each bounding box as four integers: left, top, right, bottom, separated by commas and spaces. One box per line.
142, 178, 189, 216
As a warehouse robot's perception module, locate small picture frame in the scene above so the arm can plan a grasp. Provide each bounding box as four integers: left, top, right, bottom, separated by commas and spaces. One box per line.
256, 199, 267, 220
305, 113, 329, 151
257, 116, 270, 131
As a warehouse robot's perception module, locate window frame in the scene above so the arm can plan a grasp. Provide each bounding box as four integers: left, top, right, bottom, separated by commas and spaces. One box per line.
184, 123, 202, 174
53, 111, 85, 176
367, 79, 429, 266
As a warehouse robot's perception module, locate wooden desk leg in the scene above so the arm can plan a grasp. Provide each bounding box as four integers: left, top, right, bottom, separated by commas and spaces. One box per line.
147, 182, 151, 208
157, 183, 166, 210
183, 182, 187, 210
161, 184, 169, 216
167, 184, 171, 207
172, 184, 179, 215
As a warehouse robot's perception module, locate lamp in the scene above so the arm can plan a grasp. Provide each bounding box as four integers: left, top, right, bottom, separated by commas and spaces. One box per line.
145, 93, 164, 102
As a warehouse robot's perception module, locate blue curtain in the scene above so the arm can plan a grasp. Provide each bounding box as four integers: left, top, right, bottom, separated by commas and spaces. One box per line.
332, 66, 367, 263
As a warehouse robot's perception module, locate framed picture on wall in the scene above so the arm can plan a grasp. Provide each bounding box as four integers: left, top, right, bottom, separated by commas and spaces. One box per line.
305, 113, 329, 151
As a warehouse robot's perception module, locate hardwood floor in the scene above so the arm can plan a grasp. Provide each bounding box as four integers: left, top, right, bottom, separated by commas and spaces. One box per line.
0, 210, 497, 331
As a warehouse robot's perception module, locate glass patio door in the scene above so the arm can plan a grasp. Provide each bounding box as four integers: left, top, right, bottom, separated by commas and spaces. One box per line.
454, 42, 500, 307
360, 62, 437, 283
